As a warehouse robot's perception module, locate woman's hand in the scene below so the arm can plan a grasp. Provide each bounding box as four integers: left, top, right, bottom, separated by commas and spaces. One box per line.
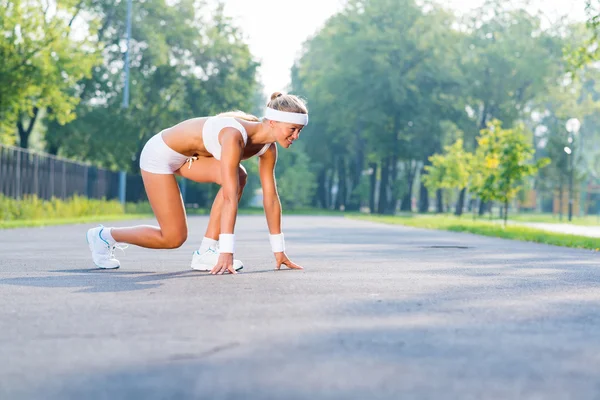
211, 253, 237, 275
274, 252, 303, 270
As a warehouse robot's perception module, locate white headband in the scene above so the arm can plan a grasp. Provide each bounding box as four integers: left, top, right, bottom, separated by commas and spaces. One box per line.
264, 107, 308, 126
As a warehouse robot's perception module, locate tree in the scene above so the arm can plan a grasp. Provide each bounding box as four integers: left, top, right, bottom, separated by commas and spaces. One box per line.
293, 0, 467, 214
45, 0, 259, 176
0, 0, 100, 147
423, 139, 473, 215
457, 2, 564, 215
567, 1, 600, 70
275, 143, 317, 209
472, 120, 549, 225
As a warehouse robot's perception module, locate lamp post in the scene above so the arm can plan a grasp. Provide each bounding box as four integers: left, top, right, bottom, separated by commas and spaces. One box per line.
565, 118, 581, 222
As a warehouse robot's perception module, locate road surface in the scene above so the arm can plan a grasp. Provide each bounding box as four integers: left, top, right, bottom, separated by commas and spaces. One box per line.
1, 215, 599, 399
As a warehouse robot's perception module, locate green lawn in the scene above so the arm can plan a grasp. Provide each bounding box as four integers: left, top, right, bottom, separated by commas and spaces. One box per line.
0, 207, 351, 229
349, 214, 600, 251
0, 214, 151, 229
494, 212, 600, 226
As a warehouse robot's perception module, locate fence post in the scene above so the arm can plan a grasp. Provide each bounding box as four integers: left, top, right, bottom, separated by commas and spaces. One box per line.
34, 154, 39, 198
119, 171, 127, 204
62, 161, 67, 199
84, 165, 89, 197
50, 158, 55, 198
15, 150, 21, 200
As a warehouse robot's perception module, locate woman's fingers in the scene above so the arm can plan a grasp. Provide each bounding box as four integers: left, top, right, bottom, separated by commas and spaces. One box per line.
284, 259, 304, 270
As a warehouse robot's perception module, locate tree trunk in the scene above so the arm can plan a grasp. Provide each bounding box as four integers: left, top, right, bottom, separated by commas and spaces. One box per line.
335, 156, 347, 210
400, 161, 419, 212
325, 168, 333, 209
455, 188, 466, 216
388, 158, 400, 212
558, 178, 564, 221
17, 107, 40, 148
347, 128, 365, 211
417, 161, 429, 213
369, 162, 377, 213
378, 157, 390, 214
418, 181, 429, 213
478, 200, 487, 216
315, 168, 328, 208
436, 189, 443, 213
503, 199, 509, 227
400, 192, 410, 212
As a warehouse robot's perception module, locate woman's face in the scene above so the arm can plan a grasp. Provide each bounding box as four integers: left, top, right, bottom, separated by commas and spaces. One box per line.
272, 121, 304, 148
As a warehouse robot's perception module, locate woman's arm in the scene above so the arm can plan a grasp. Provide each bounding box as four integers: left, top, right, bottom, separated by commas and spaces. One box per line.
258, 143, 281, 234
259, 144, 303, 270
210, 128, 244, 275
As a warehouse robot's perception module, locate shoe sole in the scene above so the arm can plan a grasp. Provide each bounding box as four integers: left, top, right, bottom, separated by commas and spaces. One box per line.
86, 229, 120, 270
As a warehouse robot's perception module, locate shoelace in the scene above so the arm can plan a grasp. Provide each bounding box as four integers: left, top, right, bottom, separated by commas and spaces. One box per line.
109, 243, 129, 259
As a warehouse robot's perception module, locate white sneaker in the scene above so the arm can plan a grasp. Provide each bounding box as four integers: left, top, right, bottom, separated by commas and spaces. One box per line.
190, 247, 244, 272
86, 226, 125, 269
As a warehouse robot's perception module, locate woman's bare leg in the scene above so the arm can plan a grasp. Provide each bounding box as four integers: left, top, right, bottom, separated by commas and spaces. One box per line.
204, 165, 248, 240
176, 159, 247, 242
110, 171, 188, 249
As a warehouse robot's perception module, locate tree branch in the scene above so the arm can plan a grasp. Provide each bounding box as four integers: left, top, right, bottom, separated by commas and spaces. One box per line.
10, 34, 58, 73
68, 0, 85, 28
27, 107, 40, 136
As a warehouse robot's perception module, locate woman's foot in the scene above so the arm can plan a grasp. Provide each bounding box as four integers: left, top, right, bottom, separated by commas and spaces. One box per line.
86, 226, 122, 269
190, 247, 244, 272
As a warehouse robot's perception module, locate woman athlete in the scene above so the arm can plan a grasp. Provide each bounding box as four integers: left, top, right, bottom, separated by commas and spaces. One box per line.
86, 92, 308, 275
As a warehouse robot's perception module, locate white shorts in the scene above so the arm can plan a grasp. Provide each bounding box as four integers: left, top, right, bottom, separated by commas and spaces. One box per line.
139, 131, 190, 174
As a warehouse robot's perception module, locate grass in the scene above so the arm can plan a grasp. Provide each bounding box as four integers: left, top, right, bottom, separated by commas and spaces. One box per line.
349, 214, 600, 251
493, 212, 600, 226
185, 206, 356, 216
0, 204, 351, 229
0, 214, 151, 229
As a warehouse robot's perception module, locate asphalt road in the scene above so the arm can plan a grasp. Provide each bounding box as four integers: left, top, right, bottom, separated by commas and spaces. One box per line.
1, 215, 599, 400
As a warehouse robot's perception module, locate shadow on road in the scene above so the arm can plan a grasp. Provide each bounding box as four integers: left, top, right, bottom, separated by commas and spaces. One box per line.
0, 268, 281, 293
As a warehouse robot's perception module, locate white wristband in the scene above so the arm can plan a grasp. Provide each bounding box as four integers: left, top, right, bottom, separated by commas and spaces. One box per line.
219, 234, 235, 254
269, 233, 285, 253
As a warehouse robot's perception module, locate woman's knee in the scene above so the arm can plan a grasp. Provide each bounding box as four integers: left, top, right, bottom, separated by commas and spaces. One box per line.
161, 230, 188, 249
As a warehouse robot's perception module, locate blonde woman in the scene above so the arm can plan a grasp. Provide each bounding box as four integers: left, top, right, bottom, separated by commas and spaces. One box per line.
86, 92, 307, 275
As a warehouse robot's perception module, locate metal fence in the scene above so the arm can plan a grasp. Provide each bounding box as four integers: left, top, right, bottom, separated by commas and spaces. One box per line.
0, 144, 124, 201
0, 144, 210, 206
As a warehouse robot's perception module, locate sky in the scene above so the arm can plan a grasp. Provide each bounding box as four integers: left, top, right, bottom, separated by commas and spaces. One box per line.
221, 0, 588, 97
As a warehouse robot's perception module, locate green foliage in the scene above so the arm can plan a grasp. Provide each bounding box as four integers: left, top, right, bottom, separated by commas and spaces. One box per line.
423, 139, 473, 192
352, 214, 600, 251
566, 1, 600, 70
0, 194, 124, 220
462, 4, 562, 131
45, 0, 259, 173
291, 0, 568, 213
0, 0, 100, 146
293, 0, 467, 212
276, 145, 317, 209
240, 158, 261, 208
471, 120, 549, 223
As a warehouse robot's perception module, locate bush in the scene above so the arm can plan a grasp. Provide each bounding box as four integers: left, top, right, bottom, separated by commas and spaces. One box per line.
0, 194, 125, 221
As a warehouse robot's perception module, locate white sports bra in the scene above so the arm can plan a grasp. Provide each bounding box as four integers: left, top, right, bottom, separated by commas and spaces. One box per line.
202, 116, 271, 160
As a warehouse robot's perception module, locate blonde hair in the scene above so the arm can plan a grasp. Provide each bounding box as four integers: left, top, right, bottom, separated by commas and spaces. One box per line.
216, 110, 259, 122
216, 92, 307, 122
267, 92, 308, 114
